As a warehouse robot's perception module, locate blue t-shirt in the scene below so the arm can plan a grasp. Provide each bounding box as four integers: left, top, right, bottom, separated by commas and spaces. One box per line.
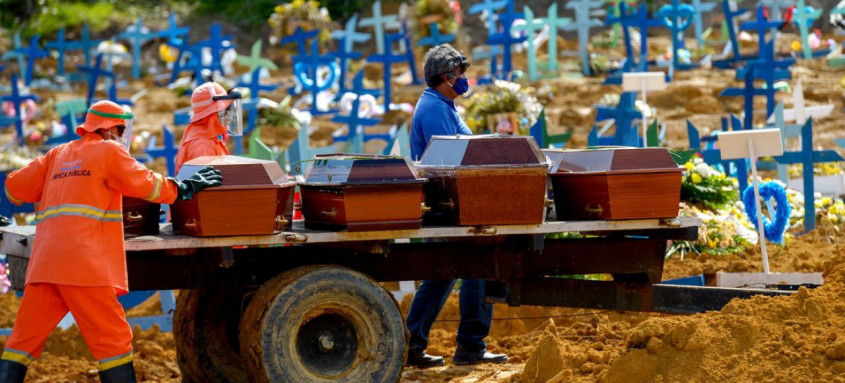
410, 88, 472, 161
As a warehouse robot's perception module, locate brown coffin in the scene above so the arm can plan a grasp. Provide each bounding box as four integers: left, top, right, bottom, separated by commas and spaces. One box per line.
171, 156, 295, 237
299, 155, 426, 231
122, 196, 160, 237
417, 135, 549, 226
545, 148, 683, 220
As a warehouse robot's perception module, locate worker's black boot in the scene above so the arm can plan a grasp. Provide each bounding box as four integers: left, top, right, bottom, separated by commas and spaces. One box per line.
98, 361, 137, 383
0, 359, 27, 383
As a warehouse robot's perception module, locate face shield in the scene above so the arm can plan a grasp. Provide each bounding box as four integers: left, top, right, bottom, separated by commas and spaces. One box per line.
87, 107, 134, 150
214, 89, 243, 136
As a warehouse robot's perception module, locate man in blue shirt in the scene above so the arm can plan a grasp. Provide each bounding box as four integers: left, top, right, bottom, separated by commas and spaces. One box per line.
406, 44, 508, 368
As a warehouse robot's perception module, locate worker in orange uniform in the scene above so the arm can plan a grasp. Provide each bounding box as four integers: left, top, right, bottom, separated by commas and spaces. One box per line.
175, 81, 243, 174
0, 100, 222, 383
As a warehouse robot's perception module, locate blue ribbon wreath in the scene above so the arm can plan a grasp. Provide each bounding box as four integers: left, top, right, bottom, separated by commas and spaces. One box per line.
742, 182, 791, 245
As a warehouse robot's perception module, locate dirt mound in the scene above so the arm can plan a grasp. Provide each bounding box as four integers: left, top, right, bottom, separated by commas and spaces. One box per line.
519, 245, 845, 383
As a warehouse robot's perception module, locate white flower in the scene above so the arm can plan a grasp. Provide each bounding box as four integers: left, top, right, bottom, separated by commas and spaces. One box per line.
694, 163, 712, 179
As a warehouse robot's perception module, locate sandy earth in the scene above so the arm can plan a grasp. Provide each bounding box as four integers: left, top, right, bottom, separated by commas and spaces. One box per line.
2, 26, 845, 382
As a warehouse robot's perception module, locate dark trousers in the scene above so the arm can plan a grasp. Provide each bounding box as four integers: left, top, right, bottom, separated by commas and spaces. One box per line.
406, 279, 493, 353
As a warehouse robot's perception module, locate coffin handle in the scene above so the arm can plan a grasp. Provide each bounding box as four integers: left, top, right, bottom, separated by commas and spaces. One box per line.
421, 203, 431, 213
584, 204, 603, 216
439, 198, 455, 209
125, 212, 143, 223
284, 233, 308, 243
183, 219, 198, 232
275, 215, 290, 231
321, 207, 338, 217
468, 226, 497, 235
544, 198, 554, 207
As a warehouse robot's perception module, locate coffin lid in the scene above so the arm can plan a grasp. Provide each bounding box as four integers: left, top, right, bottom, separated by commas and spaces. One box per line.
542, 147, 682, 174
418, 134, 547, 167
177, 155, 290, 188
302, 154, 424, 186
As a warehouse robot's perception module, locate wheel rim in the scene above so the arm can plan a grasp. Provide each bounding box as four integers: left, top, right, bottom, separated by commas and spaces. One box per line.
294, 312, 359, 377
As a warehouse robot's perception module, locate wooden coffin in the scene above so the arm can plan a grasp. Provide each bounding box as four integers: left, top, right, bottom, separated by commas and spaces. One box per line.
299, 154, 426, 231
416, 135, 549, 226
545, 148, 683, 220
122, 196, 160, 237
171, 156, 295, 237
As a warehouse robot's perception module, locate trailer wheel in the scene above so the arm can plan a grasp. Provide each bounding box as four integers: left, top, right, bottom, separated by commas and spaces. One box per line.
175, 287, 254, 383
239, 266, 407, 383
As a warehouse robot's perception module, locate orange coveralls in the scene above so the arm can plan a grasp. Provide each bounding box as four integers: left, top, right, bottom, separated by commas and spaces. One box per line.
175, 117, 229, 175
2, 134, 178, 370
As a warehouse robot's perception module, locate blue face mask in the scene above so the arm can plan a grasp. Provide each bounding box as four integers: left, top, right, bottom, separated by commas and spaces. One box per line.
451, 77, 469, 95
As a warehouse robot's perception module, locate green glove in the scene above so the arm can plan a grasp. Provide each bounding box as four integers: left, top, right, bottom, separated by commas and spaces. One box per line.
0, 215, 11, 227
170, 166, 223, 201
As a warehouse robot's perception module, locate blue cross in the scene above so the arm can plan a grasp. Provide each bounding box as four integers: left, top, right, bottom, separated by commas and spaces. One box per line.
329, 15, 369, 96
119, 17, 157, 80
281, 27, 319, 58
78, 54, 132, 107
163, 37, 204, 86
716, 0, 750, 66
65, 24, 102, 69
471, 45, 502, 84
690, 0, 718, 47
45, 29, 70, 77
607, 2, 662, 73
195, 23, 235, 78
468, 0, 508, 34
593, 92, 642, 146
13, 36, 49, 86
563, 0, 604, 76
657, 0, 696, 70
359, 0, 399, 55
331, 72, 384, 153
236, 68, 281, 138
0, 74, 40, 145
729, 38, 793, 129
144, 125, 179, 177
398, 24, 422, 85
294, 38, 338, 116
773, 118, 842, 232
158, 13, 189, 46
367, 32, 411, 108
487, 0, 526, 78
418, 21, 456, 48
740, 5, 783, 62
1, 32, 25, 80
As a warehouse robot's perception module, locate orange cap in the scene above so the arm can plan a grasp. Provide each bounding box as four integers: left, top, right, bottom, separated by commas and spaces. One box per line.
190, 82, 233, 123
76, 100, 133, 137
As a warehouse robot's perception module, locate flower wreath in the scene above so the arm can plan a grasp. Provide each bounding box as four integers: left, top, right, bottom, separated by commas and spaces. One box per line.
742, 182, 791, 245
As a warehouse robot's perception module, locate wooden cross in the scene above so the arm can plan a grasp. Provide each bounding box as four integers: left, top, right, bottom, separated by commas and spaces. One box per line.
467, 0, 508, 34
45, 29, 70, 76
331, 72, 384, 153
418, 21, 456, 48
13, 35, 49, 86
236, 68, 281, 140
536, 3, 572, 76
766, 80, 833, 126
593, 91, 642, 146
144, 125, 179, 177
195, 23, 235, 78
607, 2, 662, 73
78, 54, 132, 107
294, 38, 338, 116
119, 18, 156, 80
64, 24, 102, 69
511, 6, 547, 81
330, 15, 370, 95
731, 37, 793, 128
792, 0, 822, 60
1, 32, 25, 82
690, 0, 718, 46
563, 0, 604, 76
236, 40, 278, 73
656, 0, 696, 70
713, 0, 750, 66
157, 13, 189, 46
471, 45, 502, 83
486, 0, 525, 78
166, 38, 203, 85
359, 0, 399, 55
740, 5, 782, 62
760, 0, 794, 44
366, 32, 410, 108
0, 74, 40, 145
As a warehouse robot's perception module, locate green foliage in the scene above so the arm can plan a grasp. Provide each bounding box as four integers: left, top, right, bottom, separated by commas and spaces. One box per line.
196, 0, 280, 30
680, 157, 739, 210
322, 0, 363, 22
267, 0, 335, 48
257, 96, 301, 131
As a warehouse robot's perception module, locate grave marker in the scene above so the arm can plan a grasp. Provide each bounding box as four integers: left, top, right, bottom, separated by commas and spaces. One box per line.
359, 0, 399, 55
330, 15, 370, 96
45, 29, 70, 76
144, 125, 179, 177
690, 0, 718, 46
119, 18, 156, 80
418, 21, 456, 48
657, 0, 696, 69
563, 0, 604, 75
486, 0, 525, 78
65, 24, 102, 69
194, 23, 235, 78
792, 0, 822, 60
593, 92, 642, 146
0, 74, 40, 145
236, 40, 278, 73
13, 36, 49, 86
512, 6, 547, 81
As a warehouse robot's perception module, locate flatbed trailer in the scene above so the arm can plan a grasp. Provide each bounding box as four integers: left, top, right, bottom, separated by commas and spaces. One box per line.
0, 217, 790, 383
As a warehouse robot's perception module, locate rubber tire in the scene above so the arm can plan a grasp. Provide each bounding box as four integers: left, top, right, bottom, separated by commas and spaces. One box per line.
239, 266, 408, 383
174, 287, 254, 383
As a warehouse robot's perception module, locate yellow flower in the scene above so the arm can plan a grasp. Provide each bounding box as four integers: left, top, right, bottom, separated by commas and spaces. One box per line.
684, 162, 694, 171
822, 197, 832, 207
829, 215, 839, 224
691, 173, 702, 184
